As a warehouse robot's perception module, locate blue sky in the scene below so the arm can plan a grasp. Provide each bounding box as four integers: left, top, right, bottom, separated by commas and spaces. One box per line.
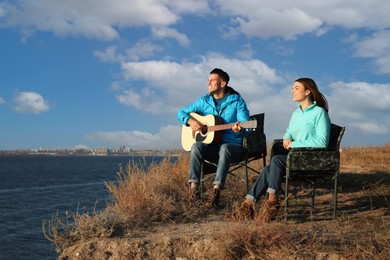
1, 0, 389, 150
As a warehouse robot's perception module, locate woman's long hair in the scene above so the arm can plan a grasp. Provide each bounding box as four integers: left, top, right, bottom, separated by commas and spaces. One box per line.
295, 78, 328, 113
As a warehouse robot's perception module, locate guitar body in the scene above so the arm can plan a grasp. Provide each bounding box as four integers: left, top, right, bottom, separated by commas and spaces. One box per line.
181, 113, 257, 151
181, 113, 223, 151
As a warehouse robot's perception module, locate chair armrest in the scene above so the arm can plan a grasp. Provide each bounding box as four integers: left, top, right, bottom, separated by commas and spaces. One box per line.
287, 150, 340, 172
272, 139, 283, 145
290, 147, 328, 151
271, 139, 288, 157
242, 131, 266, 157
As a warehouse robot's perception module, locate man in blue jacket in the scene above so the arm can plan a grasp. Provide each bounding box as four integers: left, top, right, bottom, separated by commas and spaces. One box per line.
177, 68, 251, 209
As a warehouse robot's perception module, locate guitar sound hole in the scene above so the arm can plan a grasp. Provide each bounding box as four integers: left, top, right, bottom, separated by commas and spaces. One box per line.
201, 125, 208, 135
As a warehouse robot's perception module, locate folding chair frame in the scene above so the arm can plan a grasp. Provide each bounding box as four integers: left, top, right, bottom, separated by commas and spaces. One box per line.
200, 113, 267, 194
271, 123, 345, 220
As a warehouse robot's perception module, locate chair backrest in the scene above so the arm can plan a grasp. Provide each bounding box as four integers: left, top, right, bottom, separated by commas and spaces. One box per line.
251, 113, 264, 133
328, 124, 345, 151
242, 113, 267, 158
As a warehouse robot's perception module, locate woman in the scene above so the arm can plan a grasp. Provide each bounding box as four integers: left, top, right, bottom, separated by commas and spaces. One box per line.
230, 78, 331, 221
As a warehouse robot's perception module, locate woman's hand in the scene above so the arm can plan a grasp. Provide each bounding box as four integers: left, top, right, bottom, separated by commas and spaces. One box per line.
283, 139, 292, 150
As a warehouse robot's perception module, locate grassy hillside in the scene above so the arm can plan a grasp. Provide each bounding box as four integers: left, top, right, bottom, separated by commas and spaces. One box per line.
44, 144, 390, 259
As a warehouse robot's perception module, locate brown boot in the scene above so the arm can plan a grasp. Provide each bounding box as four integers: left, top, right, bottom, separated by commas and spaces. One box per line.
187, 188, 201, 204
227, 201, 255, 221
255, 200, 282, 222
205, 188, 220, 209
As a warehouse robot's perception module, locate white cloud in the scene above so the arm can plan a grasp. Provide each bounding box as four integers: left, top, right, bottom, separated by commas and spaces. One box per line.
268, 42, 295, 57
0, 0, 178, 40
353, 30, 390, 73
151, 26, 190, 46
0, 3, 6, 18
125, 40, 163, 61
110, 78, 390, 149
86, 124, 181, 149
94, 45, 124, 63
2, 1, 390, 44
120, 59, 206, 110
3, 0, 390, 74
209, 1, 390, 77
94, 41, 164, 63
116, 88, 166, 114
328, 81, 390, 135
329, 81, 390, 111
235, 44, 255, 59
342, 32, 358, 44
234, 7, 323, 40
215, 1, 390, 39
2, 1, 388, 41
74, 144, 90, 150
118, 54, 284, 114
13, 91, 50, 114
167, 0, 211, 14
0, 97, 6, 105
117, 57, 390, 145
352, 122, 388, 135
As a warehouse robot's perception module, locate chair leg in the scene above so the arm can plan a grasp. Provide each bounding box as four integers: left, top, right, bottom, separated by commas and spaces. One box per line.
200, 169, 204, 194
311, 183, 316, 208
284, 174, 289, 219
244, 156, 249, 193
333, 172, 338, 219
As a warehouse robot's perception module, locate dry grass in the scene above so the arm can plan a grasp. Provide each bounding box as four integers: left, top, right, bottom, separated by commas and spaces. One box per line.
220, 218, 390, 259
43, 144, 390, 259
43, 208, 115, 252
104, 156, 207, 226
340, 143, 390, 168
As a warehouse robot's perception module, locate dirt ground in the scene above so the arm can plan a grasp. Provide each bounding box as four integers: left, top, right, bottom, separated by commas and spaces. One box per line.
58, 163, 390, 260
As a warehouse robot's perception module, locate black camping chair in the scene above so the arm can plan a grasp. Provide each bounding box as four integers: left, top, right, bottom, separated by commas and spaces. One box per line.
201, 113, 267, 193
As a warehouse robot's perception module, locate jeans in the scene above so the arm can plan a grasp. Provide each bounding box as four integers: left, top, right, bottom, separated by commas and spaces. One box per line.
245, 155, 287, 202
189, 142, 244, 189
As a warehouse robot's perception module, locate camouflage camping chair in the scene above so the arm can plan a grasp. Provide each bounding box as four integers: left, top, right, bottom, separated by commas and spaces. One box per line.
270, 123, 345, 219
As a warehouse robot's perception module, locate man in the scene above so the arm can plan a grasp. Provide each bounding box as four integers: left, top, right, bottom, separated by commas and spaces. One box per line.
177, 68, 251, 209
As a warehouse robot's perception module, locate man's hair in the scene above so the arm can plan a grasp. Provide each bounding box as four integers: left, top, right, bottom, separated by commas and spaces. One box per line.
210, 68, 230, 84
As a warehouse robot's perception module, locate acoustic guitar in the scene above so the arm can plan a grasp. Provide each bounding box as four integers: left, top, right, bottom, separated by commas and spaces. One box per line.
181, 113, 257, 151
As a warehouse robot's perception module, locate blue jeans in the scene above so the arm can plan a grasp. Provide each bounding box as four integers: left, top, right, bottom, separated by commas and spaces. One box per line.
245, 155, 287, 202
189, 142, 244, 189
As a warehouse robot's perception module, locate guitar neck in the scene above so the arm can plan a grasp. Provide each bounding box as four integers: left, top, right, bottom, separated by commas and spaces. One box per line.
208, 123, 236, 132
206, 120, 257, 132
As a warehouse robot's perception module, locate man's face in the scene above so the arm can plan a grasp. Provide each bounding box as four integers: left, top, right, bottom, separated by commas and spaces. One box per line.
207, 74, 225, 95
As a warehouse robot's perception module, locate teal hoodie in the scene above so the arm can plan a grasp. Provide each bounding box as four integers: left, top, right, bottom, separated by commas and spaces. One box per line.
283, 102, 331, 148
177, 87, 250, 145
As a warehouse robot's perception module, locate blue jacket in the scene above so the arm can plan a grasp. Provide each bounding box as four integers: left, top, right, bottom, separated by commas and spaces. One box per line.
283, 102, 331, 148
177, 87, 250, 145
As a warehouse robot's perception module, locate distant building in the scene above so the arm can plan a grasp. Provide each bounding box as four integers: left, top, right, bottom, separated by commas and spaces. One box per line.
93, 148, 109, 156
109, 145, 131, 155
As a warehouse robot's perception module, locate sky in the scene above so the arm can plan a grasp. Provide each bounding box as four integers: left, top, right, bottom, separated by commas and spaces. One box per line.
1, 0, 390, 151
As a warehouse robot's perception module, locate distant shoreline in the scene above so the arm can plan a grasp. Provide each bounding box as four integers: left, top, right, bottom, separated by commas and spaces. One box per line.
0, 149, 182, 157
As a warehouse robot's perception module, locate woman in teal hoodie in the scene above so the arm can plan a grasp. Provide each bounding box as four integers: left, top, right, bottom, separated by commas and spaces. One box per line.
231, 77, 331, 221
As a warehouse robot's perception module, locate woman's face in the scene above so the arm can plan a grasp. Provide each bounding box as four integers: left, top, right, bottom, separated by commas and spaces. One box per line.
291, 81, 310, 102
